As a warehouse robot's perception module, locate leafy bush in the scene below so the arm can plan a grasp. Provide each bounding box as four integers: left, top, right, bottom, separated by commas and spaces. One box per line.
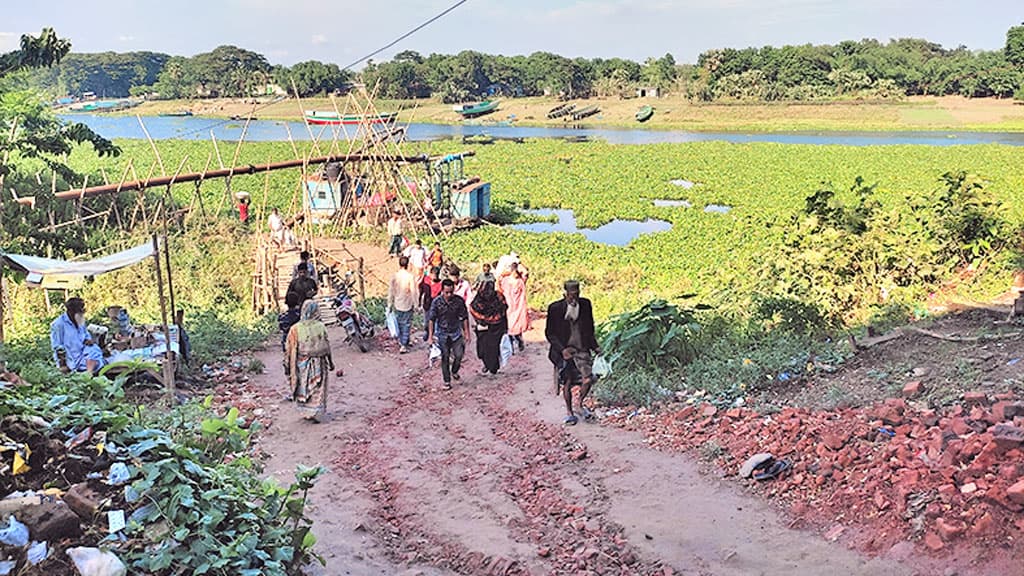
188, 309, 274, 366
596, 299, 705, 405
0, 369, 324, 575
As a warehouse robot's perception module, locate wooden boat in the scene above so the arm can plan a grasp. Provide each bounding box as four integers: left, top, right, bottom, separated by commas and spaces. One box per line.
635, 105, 654, 123
568, 105, 600, 121
304, 110, 398, 125
452, 100, 499, 118
462, 134, 495, 145
160, 110, 193, 117
547, 102, 576, 119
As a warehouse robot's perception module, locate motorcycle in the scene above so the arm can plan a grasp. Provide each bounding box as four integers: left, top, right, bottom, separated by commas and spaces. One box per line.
331, 272, 375, 352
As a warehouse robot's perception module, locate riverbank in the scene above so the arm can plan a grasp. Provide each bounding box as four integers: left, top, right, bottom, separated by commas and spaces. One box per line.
124, 94, 1024, 132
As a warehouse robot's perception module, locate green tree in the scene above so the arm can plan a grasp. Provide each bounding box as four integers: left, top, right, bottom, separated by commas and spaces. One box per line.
1006, 23, 1024, 69
275, 60, 350, 97
0, 28, 120, 255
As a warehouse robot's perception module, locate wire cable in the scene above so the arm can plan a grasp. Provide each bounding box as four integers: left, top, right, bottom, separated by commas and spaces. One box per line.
171, 0, 471, 139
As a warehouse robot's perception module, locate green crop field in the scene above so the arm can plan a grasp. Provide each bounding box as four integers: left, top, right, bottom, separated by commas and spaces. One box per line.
58, 138, 1024, 322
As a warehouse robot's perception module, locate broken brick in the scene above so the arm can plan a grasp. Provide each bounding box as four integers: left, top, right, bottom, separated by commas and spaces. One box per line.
902, 381, 923, 398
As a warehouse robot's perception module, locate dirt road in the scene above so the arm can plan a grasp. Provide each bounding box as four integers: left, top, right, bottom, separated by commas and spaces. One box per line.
248, 317, 930, 576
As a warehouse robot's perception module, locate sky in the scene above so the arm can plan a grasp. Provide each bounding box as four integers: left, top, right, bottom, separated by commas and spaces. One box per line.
1, 0, 1021, 67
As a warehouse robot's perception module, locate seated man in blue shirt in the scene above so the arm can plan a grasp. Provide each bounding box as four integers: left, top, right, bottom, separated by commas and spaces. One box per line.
426, 279, 471, 390
50, 297, 105, 374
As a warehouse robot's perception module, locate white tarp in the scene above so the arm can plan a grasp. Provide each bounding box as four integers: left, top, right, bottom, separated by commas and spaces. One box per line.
2, 243, 155, 289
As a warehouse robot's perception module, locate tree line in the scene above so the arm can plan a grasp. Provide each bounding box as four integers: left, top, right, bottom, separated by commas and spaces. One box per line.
18, 23, 1024, 102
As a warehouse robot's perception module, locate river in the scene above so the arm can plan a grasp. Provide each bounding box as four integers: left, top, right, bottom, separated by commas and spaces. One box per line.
59, 114, 1024, 146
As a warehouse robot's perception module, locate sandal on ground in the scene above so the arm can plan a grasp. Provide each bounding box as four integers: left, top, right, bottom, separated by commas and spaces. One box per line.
754, 459, 791, 481
443, 382, 452, 390
452, 372, 461, 381
578, 406, 595, 421
564, 414, 579, 426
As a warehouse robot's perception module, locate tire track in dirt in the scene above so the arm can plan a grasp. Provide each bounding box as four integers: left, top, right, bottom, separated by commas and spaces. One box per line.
253, 319, 925, 575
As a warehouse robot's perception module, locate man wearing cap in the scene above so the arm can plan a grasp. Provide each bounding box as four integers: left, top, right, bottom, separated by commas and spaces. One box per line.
50, 297, 106, 374
545, 280, 600, 425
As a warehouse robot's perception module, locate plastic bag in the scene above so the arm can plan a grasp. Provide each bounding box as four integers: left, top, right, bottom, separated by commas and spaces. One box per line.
499, 334, 514, 368
593, 355, 611, 377
429, 343, 442, 362
385, 310, 399, 339
0, 516, 29, 547
66, 547, 127, 576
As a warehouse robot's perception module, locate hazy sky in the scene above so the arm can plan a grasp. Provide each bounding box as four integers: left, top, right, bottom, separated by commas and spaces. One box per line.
2, 0, 1020, 67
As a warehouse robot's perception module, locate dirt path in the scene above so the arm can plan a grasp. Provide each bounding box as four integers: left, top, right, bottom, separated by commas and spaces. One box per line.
247, 314, 932, 575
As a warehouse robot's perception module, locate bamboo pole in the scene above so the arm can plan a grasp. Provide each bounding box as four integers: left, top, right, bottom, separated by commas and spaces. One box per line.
51, 152, 441, 200
152, 234, 175, 396
137, 115, 167, 176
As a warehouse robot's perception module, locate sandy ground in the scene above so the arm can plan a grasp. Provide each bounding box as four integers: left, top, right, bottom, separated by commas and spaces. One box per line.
132, 94, 1024, 132
247, 290, 936, 574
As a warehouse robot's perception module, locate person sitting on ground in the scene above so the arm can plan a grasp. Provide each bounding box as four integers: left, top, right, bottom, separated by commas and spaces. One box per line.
470, 280, 507, 376
50, 297, 106, 374
287, 265, 319, 301
286, 300, 335, 422
474, 262, 496, 291
545, 280, 600, 426
293, 250, 317, 283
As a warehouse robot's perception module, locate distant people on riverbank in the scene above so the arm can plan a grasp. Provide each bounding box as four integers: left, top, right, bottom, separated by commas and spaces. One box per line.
387, 212, 403, 257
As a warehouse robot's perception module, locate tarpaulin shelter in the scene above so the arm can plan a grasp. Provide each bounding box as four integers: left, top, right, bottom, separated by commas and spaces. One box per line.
0, 235, 177, 393
1, 243, 155, 290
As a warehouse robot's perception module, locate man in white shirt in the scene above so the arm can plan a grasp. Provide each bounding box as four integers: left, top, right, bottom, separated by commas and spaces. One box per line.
404, 239, 428, 280
387, 256, 419, 353
386, 213, 403, 257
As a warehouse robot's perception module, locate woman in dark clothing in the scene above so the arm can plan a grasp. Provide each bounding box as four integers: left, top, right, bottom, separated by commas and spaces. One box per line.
278, 291, 303, 374
470, 280, 508, 375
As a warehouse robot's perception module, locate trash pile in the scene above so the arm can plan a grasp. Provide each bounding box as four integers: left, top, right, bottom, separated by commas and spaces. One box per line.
1, 416, 130, 575
603, 389, 1024, 562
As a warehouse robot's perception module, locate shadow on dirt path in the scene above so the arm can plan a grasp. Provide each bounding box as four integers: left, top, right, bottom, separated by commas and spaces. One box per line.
250, 311, 927, 575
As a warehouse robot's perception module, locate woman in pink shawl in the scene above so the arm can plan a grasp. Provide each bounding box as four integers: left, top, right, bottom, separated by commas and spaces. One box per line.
498, 262, 529, 351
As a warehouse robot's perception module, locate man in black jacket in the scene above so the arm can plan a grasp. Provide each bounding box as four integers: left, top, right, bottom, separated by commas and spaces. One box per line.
545, 280, 600, 425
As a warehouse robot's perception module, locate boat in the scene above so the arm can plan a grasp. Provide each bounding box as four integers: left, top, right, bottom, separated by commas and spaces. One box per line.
568, 105, 600, 121
452, 100, 499, 119
635, 105, 654, 123
547, 102, 576, 119
303, 110, 399, 126
160, 111, 193, 117
462, 134, 495, 145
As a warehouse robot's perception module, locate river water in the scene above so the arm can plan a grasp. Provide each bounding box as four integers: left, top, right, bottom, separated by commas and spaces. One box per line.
60, 114, 1024, 146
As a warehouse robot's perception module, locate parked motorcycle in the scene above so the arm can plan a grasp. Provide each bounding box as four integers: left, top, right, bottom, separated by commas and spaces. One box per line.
331, 272, 375, 352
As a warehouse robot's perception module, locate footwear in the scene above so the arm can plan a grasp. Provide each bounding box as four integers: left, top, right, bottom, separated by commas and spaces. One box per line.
399, 346, 408, 354
452, 371, 461, 381
481, 366, 490, 375
754, 459, 792, 481
563, 414, 578, 426
443, 381, 452, 390
578, 406, 595, 421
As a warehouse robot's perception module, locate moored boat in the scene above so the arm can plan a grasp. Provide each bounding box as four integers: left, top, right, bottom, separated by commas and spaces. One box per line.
159, 110, 193, 117
452, 100, 500, 118
303, 110, 399, 125
547, 102, 576, 119
568, 105, 600, 121
635, 105, 654, 123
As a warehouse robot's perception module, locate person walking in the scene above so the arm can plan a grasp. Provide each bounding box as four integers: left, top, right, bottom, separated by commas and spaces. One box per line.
388, 256, 418, 353
287, 265, 318, 301
427, 279, 470, 390
545, 280, 600, 425
405, 239, 428, 279
278, 291, 302, 373
386, 212, 403, 257
427, 241, 445, 272
293, 250, 317, 283
474, 262, 496, 291
285, 300, 335, 422
470, 280, 507, 375
499, 262, 529, 351
420, 266, 444, 340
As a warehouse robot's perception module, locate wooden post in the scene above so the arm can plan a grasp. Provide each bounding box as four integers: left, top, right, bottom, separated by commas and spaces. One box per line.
161, 200, 177, 321
358, 257, 366, 302
151, 234, 175, 396
0, 253, 6, 345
